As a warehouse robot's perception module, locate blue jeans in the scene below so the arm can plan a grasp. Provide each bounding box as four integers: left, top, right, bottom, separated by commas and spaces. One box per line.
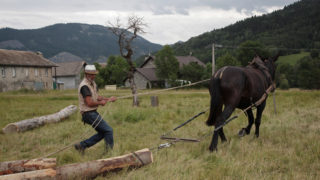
80, 111, 114, 150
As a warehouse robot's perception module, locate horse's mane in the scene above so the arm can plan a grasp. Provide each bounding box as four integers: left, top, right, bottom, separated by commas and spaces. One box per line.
247, 56, 272, 83
248, 56, 267, 71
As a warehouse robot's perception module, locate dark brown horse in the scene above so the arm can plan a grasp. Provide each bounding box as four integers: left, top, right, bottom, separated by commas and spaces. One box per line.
206, 55, 278, 151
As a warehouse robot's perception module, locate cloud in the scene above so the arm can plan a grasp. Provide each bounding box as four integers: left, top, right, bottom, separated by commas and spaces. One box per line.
142, 7, 253, 44
0, 0, 299, 44
0, 0, 299, 14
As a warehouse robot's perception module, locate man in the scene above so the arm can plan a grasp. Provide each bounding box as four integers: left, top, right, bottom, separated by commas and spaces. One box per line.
75, 64, 117, 154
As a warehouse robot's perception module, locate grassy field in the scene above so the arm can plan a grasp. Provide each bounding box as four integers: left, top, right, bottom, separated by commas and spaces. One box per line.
277, 52, 310, 66
0, 88, 319, 179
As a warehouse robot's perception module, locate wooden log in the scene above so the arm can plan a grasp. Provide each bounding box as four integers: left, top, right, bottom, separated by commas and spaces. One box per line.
0, 148, 152, 180
151, 96, 158, 107
0, 158, 56, 175
2, 105, 78, 134
56, 148, 153, 179
0, 168, 56, 180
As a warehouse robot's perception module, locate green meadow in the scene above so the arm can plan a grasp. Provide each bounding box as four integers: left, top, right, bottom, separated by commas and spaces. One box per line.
0, 89, 319, 179
277, 52, 310, 66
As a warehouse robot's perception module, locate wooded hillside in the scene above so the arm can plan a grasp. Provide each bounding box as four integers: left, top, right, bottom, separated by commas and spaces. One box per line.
172, 0, 320, 63
0, 23, 162, 63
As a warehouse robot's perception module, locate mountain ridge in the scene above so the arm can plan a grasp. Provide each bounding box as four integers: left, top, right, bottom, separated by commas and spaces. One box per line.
0, 23, 162, 63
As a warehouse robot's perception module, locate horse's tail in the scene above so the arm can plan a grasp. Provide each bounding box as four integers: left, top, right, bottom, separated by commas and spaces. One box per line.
206, 77, 222, 126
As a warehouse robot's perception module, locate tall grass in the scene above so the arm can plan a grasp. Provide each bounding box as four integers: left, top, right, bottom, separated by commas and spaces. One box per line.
0, 89, 319, 179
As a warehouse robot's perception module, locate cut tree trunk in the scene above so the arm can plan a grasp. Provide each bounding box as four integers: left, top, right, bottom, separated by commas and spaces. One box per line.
56, 148, 153, 179
0, 148, 152, 180
2, 105, 78, 134
0, 168, 56, 180
0, 158, 56, 175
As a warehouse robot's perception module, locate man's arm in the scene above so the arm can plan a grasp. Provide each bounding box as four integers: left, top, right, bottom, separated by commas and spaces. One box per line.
85, 96, 106, 107
98, 96, 117, 102
81, 85, 106, 107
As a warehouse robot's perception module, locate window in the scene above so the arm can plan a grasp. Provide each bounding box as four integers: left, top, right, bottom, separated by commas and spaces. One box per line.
35, 68, 38, 77
45, 69, 48, 77
1, 67, 5, 78
12, 67, 16, 77
25, 68, 29, 77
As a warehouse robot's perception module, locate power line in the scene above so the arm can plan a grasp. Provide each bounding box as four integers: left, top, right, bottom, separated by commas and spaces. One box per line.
215, 44, 320, 51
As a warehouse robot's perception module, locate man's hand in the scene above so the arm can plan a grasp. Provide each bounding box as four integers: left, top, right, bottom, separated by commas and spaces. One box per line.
99, 99, 107, 106
108, 96, 117, 102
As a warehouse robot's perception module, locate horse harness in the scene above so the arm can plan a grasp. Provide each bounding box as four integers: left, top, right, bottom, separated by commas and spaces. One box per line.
214, 66, 228, 79
249, 57, 273, 85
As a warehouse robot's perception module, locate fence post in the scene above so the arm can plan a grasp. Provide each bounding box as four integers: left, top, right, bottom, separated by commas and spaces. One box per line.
151, 96, 159, 107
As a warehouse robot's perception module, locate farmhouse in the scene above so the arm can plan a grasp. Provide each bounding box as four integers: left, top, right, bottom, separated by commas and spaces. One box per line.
52, 61, 85, 89
124, 55, 205, 89
0, 49, 57, 92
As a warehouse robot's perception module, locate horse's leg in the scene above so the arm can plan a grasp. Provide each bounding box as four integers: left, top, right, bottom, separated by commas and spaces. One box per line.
255, 101, 266, 137
238, 108, 254, 137
209, 128, 220, 152
209, 105, 235, 151
219, 128, 227, 142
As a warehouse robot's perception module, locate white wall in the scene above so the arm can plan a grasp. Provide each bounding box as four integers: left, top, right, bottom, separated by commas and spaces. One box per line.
57, 76, 76, 89
125, 72, 151, 89
0, 66, 53, 92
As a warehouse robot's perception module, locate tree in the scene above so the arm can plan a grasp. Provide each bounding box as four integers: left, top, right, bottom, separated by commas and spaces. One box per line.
202, 62, 212, 79
236, 41, 270, 66
180, 62, 205, 83
296, 56, 320, 89
154, 45, 179, 86
109, 15, 147, 106
275, 63, 295, 88
216, 53, 241, 70
106, 56, 130, 86
310, 50, 319, 59
278, 74, 290, 89
94, 63, 106, 88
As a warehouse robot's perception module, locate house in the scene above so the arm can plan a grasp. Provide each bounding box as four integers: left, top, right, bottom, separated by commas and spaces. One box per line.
124, 55, 205, 89
0, 49, 58, 92
124, 67, 161, 89
52, 61, 85, 89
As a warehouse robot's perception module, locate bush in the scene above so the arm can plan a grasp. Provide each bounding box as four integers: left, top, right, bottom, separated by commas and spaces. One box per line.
279, 75, 290, 89
310, 50, 319, 58
296, 56, 320, 89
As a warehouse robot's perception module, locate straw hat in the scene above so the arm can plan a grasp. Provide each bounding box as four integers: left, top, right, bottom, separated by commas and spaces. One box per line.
84, 65, 98, 75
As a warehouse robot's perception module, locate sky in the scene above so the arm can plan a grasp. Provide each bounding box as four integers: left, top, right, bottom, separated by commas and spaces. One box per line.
0, 0, 300, 45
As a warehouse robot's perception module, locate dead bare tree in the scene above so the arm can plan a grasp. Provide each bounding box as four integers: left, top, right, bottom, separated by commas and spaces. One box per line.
108, 15, 147, 106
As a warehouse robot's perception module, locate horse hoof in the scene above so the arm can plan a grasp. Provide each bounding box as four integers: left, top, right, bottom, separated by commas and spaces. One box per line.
206, 121, 214, 126
238, 128, 246, 137
209, 146, 217, 152
221, 138, 227, 143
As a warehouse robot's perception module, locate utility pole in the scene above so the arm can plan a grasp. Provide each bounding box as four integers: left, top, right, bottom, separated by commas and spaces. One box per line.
212, 43, 222, 76
212, 43, 215, 76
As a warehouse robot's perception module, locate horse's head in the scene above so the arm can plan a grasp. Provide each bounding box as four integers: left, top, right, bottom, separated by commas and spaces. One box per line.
249, 54, 278, 84
263, 54, 279, 81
